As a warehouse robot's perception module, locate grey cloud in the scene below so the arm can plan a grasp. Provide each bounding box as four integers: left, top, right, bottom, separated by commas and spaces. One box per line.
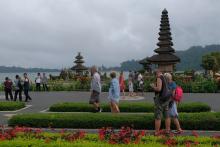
0, 0, 220, 68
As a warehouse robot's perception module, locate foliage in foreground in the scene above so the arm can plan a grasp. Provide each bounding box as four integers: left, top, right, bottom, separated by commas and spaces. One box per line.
0, 126, 220, 147
0, 101, 25, 111
49, 102, 211, 113
8, 112, 220, 130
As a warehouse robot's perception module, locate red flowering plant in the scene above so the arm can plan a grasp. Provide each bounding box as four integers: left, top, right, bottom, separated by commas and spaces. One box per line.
0, 126, 86, 143
98, 127, 145, 144
61, 130, 86, 142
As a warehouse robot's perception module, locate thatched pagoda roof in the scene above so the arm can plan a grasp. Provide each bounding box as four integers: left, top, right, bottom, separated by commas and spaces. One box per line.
147, 9, 180, 64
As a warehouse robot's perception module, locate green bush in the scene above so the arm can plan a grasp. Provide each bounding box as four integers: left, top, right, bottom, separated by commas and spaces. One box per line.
0, 101, 25, 111
175, 75, 219, 93
49, 102, 211, 113
8, 112, 220, 130
178, 102, 211, 112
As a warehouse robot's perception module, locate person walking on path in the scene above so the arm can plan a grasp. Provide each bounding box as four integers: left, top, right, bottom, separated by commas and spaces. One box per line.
139, 79, 144, 96
42, 73, 49, 91
35, 73, 42, 91
164, 73, 183, 134
89, 66, 102, 112
23, 73, 32, 102
137, 73, 143, 95
4, 77, 13, 101
119, 71, 125, 97
128, 78, 134, 96
150, 69, 172, 136
14, 75, 23, 101
108, 72, 120, 113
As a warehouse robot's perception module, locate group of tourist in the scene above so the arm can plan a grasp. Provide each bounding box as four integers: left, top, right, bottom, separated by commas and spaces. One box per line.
3, 73, 32, 102
3, 73, 49, 102
35, 73, 49, 91
150, 69, 182, 135
119, 71, 144, 97
89, 66, 183, 134
89, 66, 121, 113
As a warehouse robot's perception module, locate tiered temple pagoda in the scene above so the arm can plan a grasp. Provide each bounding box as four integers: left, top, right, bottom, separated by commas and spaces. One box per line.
71, 52, 88, 75
147, 9, 180, 73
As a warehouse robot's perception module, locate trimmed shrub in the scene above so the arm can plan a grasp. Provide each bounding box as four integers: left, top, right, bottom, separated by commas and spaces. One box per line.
49, 102, 211, 113
8, 112, 220, 130
0, 101, 25, 111
178, 102, 211, 112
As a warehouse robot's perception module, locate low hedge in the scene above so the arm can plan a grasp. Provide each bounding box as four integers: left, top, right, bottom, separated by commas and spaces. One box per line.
8, 112, 220, 130
49, 102, 211, 113
0, 101, 25, 111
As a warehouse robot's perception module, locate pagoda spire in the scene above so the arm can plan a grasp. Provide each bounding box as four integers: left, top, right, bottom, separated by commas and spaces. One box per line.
147, 9, 180, 72
155, 8, 174, 53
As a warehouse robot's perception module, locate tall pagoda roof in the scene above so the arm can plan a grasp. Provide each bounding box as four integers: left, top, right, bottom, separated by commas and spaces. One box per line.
147, 9, 180, 64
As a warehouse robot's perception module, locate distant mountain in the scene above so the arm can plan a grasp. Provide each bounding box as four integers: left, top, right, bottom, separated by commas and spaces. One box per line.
176, 45, 220, 70
0, 66, 60, 73
101, 59, 143, 72
101, 44, 220, 71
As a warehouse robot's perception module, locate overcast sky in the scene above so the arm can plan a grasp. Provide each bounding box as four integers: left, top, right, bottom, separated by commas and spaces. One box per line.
0, 0, 220, 69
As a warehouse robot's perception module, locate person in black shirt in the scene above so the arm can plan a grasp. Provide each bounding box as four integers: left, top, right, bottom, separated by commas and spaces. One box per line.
23, 73, 32, 102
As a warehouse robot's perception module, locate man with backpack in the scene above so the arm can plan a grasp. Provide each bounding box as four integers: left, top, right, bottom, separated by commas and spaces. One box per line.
164, 73, 183, 134
150, 69, 172, 136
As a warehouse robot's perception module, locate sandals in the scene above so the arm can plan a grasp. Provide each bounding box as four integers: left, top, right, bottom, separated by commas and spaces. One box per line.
174, 129, 184, 134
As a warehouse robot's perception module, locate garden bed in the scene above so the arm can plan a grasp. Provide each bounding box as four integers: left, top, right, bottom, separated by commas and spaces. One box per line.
0, 127, 219, 146
0, 101, 25, 111
49, 102, 211, 113
8, 112, 220, 130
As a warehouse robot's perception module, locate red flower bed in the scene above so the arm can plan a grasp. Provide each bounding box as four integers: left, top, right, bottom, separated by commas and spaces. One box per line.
99, 127, 145, 144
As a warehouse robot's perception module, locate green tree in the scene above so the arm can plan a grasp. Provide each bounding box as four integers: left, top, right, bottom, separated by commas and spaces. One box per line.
201, 52, 220, 75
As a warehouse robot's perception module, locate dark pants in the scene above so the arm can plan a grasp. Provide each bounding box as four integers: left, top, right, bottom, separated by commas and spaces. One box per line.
5, 89, 13, 101
14, 89, 22, 101
43, 84, 48, 91
36, 83, 41, 91
24, 89, 32, 102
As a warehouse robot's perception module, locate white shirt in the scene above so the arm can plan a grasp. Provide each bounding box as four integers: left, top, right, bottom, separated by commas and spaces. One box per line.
36, 76, 41, 83
91, 72, 101, 93
138, 74, 143, 81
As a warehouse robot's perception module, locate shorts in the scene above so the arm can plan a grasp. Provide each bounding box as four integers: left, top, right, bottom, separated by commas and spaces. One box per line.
89, 90, 100, 104
109, 98, 120, 104
154, 96, 170, 120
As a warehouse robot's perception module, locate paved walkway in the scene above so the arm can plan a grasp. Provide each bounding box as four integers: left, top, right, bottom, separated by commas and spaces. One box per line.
0, 92, 220, 125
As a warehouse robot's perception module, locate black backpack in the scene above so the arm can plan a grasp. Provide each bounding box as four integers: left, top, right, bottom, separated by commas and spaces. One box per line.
159, 75, 172, 102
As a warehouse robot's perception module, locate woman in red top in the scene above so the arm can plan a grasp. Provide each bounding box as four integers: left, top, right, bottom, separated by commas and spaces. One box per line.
119, 71, 125, 97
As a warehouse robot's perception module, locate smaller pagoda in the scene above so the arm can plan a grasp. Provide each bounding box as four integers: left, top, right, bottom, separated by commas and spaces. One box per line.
71, 52, 88, 75
139, 57, 152, 73
147, 9, 180, 73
